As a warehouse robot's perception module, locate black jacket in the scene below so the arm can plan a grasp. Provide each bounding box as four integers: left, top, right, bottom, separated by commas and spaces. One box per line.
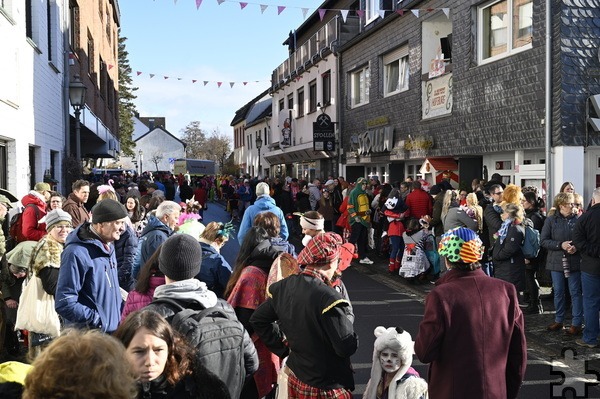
250, 273, 358, 391
492, 223, 526, 290
137, 355, 231, 399
573, 203, 600, 275
541, 212, 580, 272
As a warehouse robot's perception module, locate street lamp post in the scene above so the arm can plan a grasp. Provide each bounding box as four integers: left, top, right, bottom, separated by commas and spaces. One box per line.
255, 135, 263, 178
139, 150, 143, 176
68, 75, 87, 162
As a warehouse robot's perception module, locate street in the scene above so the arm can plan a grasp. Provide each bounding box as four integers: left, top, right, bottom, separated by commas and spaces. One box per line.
202, 201, 600, 398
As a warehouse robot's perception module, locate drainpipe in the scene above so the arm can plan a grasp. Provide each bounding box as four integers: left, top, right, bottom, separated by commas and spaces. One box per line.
334, 31, 342, 176
544, 0, 553, 201
63, 3, 71, 194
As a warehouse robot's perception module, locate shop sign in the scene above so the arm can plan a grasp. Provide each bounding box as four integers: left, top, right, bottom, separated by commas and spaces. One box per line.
313, 113, 335, 151
422, 73, 453, 119
357, 126, 393, 155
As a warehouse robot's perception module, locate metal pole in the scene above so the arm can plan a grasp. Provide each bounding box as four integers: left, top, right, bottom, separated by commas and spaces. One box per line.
258, 148, 261, 177
544, 0, 553, 202
75, 107, 81, 164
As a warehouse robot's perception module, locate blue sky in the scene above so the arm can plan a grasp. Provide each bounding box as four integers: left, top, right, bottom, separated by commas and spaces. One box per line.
119, 0, 324, 139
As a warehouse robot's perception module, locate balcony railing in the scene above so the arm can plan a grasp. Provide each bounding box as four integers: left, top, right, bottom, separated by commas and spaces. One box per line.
271, 15, 358, 87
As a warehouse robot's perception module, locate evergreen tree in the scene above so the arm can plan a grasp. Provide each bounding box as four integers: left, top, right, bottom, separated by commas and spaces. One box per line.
118, 33, 138, 157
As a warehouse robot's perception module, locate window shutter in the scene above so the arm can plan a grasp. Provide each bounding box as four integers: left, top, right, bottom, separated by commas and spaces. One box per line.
383, 45, 409, 64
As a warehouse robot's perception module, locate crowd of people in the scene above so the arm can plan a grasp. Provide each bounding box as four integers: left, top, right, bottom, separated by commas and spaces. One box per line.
0, 167, 599, 398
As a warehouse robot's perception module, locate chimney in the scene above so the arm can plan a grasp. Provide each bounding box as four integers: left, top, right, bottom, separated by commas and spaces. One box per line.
148, 118, 155, 130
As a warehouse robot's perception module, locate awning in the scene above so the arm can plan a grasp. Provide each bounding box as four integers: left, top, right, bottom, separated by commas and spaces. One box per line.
420, 157, 457, 174
263, 141, 331, 165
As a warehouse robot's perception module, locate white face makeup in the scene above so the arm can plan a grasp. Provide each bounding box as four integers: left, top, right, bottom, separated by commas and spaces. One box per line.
380, 349, 401, 373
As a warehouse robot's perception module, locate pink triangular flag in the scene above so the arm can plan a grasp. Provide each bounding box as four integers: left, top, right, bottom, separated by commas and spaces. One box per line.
192, 79, 197, 83
396, 9, 404, 16
243, 82, 248, 86
318, 9, 326, 21
277, 5, 285, 15
195, 0, 202, 9
108, 64, 114, 70
340, 9, 349, 23
229, 82, 235, 88
217, 82, 223, 87
203, 81, 209, 86
442, 8, 450, 18
356, 9, 365, 18
426, 8, 434, 12
240, 2, 247, 9
411, 9, 419, 17
260, 4, 268, 13
149, 74, 155, 78
301, 8, 308, 19
136, 71, 142, 76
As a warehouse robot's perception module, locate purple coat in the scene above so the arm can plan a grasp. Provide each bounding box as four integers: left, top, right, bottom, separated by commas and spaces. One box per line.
414, 268, 527, 399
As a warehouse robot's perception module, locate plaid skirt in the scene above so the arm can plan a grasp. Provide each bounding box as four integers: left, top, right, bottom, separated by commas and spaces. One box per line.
287, 371, 352, 399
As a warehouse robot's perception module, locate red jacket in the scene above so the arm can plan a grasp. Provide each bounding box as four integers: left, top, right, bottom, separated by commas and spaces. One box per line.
336, 196, 350, 230
19, 192, 47, 241
384, 209, 406, 237
405, 189, 433, 219
415, 269, 526, 399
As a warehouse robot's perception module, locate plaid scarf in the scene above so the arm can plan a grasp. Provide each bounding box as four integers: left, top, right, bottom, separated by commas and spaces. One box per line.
302, 267, 333, 287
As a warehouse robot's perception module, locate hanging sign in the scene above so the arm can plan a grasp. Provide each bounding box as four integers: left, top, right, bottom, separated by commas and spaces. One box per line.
313, 113, 335, 151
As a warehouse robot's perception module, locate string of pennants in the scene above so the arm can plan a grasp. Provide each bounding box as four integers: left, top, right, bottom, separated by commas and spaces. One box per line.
118, 2, 450, 87
170, 0, 450, 21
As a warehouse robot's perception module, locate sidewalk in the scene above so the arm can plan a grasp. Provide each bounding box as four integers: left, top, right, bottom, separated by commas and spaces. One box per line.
349, 254, 600, 365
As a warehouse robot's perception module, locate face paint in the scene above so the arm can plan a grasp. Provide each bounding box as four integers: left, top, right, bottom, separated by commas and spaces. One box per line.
302, 234, 313, 247
380, 349, 401, 373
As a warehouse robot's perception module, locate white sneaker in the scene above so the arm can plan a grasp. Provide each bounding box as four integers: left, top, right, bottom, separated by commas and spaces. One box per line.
359, 257, 374, 265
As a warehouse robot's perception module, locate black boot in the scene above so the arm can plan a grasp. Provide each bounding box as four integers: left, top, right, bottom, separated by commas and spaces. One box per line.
523, 300, 543, 315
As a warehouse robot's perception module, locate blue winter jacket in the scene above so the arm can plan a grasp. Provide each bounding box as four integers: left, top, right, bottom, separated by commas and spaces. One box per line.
133, 215, 173, 278
114, 224, 138, 291
55, 222, 122, 333
237, 196, 289, 244
197, 241, 233, 299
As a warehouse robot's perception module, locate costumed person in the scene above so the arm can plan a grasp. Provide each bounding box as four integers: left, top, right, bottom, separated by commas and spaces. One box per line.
383, 192, 408, 274
363, 326, 428, 399
298, 210, 326, 247
348, 177, 373, 264
197, 221, 234, 299
178, 199, 202, 226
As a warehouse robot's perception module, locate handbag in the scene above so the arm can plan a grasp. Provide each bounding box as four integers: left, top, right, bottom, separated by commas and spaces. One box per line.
15, 274, 61, 337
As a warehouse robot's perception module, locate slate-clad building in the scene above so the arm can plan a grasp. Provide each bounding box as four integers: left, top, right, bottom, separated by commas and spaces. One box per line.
339, 0, 600, 199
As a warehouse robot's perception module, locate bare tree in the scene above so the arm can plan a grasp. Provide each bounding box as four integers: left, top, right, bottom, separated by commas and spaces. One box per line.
150, 151, 164, 172
205, 129, 232, 169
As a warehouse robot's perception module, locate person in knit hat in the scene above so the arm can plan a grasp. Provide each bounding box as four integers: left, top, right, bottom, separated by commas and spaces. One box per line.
363, 326, 428, 399
415, 227, 526, 399
237, 181, 289, 245
251, 232, 358, 398
55, 199, 128, 334
145, 234, 258, 399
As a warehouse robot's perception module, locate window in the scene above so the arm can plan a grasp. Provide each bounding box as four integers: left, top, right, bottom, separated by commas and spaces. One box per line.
479, 0, 533, 63
350, 65, 370, 107
383, 45, 409, 96
278, 99, 284, 114
297, 88, 305, 117
106, 6, 111, 44
322, 70, 331, 106
287, 94, 293, 111
87, 31, 94, 76
1, 0, 14, 19
69, 2, 79, 49
25, 0, 33, 40
365, 0, 380, 23
308, 80, 317, 113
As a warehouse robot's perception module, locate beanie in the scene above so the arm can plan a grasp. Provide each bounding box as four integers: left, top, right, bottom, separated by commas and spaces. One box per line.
42, 209, 72, 231
438, 227, 484, 264
91, 199, 128, 223
159, 234, 202, 281
255, 182, 270, 197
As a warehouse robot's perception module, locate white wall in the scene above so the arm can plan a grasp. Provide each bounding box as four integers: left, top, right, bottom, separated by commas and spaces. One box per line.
136, 129, 185, 172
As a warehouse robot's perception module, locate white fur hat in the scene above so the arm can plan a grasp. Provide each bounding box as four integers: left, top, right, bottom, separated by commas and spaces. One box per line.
363, 326, 416, 399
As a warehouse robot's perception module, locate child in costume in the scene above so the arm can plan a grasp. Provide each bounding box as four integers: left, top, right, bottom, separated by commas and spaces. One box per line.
383, 192, 408, 273
364, 326, 428, 399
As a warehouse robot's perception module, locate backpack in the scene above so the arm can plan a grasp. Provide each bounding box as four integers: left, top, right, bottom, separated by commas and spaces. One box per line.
7, 204, 40, 250
152, 297, 246, 399
521, 221, 541, 259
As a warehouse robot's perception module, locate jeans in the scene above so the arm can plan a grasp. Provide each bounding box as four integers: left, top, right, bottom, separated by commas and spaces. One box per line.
551, 271, 583, 326
389, 236, 405, 261
581, 272, 600, 345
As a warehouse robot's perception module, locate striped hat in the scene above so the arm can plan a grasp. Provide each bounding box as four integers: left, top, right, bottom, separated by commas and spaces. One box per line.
298, 232, 342, 267
438, 227, 484, 264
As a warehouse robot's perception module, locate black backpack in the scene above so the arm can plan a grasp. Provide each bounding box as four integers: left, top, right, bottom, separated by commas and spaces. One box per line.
152, 298, 246, 399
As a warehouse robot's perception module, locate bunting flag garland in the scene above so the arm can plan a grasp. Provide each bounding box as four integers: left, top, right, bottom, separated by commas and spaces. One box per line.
171, 0, 450, 21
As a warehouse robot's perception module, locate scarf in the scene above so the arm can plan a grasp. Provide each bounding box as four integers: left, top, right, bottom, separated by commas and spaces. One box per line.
497, 218, 513, 244
302, 266, 333, 287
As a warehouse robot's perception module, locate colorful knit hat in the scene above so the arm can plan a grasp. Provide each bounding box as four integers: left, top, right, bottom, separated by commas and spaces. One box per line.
438, 227, 484, 264
298, 232, 342, 267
